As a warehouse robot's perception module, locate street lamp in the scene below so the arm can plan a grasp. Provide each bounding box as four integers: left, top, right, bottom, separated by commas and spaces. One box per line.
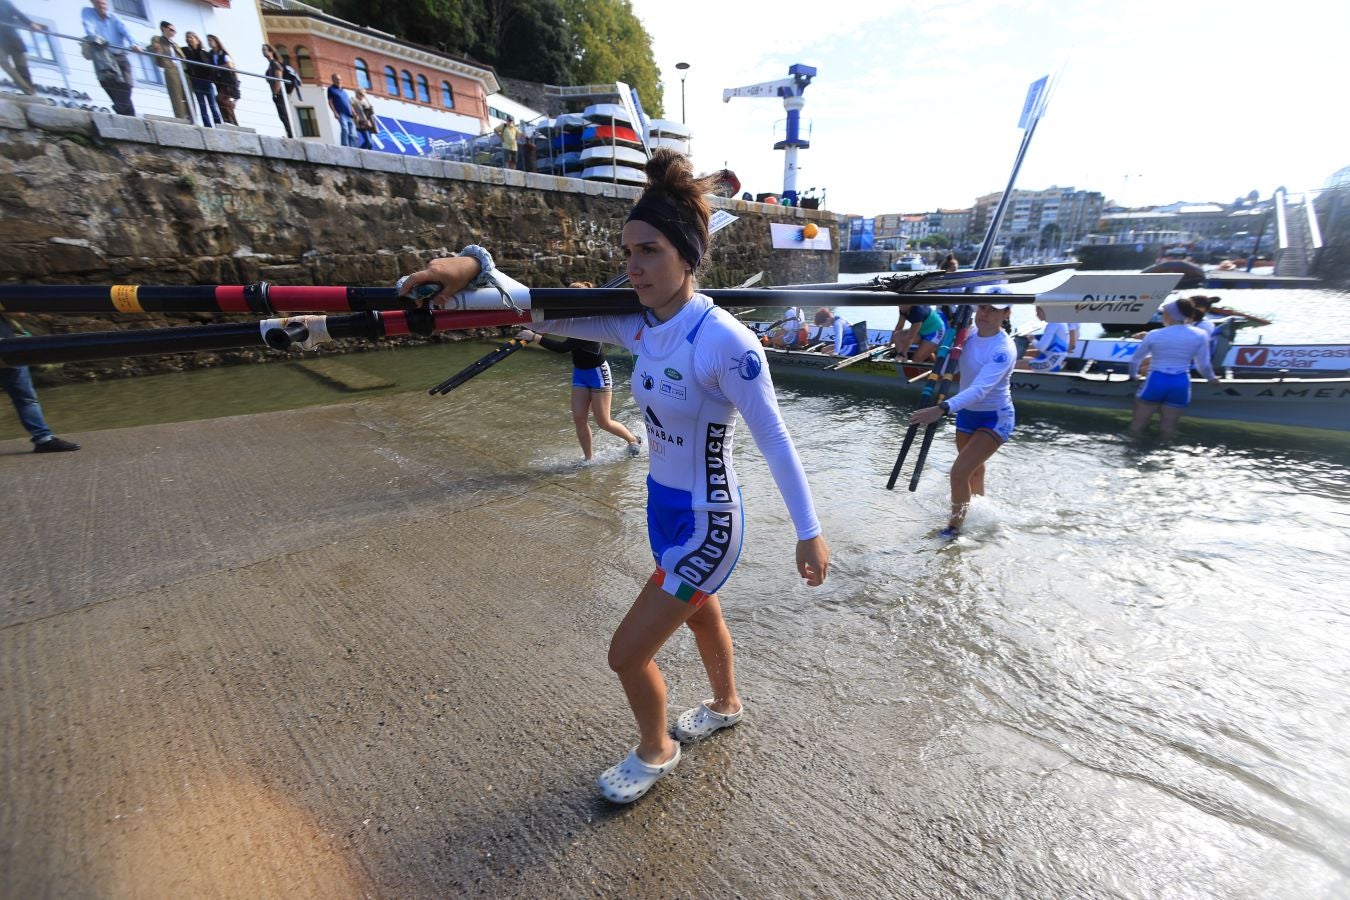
675, 62, 690, 124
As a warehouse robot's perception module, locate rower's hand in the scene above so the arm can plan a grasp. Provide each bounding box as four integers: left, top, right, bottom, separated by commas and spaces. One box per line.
909, 405, 945, 426
1207, 377, 1221, 385
398, 256, 483, 306
517, 328, 538, 343
797, 534, 830, 587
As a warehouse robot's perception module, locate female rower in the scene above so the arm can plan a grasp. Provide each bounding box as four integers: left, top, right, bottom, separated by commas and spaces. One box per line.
891, 304, 946, 363
908, 301, 1016, 538
1016, 306, 1069, 372
398, 149, 830, 804
767, 304, 807, 348
1129, 297, 1220, 440
517, 283, 642, 461
814, 307, 859, 357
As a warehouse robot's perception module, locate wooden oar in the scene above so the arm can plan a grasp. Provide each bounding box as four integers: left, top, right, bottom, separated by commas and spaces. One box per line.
826, 344, 891, 370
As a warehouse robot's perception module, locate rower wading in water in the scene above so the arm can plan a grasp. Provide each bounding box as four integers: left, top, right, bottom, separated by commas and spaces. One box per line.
516, 282, 642, 461
398, 149, 831, 804
908, 301, 1017, 538
1128, 296, 1220, 441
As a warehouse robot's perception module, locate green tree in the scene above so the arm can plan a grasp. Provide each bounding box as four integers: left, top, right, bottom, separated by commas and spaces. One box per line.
489, 0, 572, 83
561, 0, 663, 116
317, 0, 486, 58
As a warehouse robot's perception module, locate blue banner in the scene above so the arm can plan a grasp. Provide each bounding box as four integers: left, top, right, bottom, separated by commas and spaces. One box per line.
369, 117, 478, 157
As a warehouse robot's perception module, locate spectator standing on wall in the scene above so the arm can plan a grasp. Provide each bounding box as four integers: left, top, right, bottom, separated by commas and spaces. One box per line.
151, 21, 192, 122
352, 87, 376, 149
182, 31, 219, 126
494, 114, 518, 168
0, 0, 45, 96
80, 0, 138, 117
327, 73, 356, 147
1, 316, 80, 453
261, 44, 292, 138
206, 34, 238, 126
519, 119, 537, 172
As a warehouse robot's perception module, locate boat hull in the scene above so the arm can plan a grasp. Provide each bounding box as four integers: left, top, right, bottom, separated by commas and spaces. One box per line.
763, 347, 1350, 433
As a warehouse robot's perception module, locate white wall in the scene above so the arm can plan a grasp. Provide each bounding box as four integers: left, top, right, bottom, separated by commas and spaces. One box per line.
15, 0, 283, 136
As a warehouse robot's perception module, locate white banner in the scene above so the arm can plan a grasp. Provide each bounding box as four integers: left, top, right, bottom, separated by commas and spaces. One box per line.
769, 222, 832, 250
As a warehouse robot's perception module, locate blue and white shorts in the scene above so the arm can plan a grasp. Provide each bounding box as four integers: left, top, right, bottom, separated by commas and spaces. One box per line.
1137, 370, 1190, 407
1025, 351, 1067, 373
954, 406, 1016, 443
572, 361, 613, 390
646, 477, 744, 606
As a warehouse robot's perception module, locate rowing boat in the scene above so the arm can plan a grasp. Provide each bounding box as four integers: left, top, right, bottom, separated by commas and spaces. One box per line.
749, 324, 1350, 432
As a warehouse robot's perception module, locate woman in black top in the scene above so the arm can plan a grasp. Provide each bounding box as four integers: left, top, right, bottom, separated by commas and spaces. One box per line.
206, 34, 238, 125
182, 32, 220, 126
517, 326, 642, 461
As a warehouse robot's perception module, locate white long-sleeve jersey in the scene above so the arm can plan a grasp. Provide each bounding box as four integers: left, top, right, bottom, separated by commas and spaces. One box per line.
945, 329, 1017, 414
536, 294, 821, 540
1128, 323, 1217, 379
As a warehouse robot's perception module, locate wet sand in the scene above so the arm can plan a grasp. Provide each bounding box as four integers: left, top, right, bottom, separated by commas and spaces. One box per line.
2, 390, 1335, 898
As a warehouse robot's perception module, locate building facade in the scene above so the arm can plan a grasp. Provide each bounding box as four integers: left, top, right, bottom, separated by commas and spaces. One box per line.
262, 1, 497, 155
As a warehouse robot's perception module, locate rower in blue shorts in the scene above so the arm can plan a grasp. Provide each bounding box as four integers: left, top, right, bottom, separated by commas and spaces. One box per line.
892, 303, 946, 363
908, 300, 1017, 538
1129, 297, 1220, 440
517, 320, 642, 460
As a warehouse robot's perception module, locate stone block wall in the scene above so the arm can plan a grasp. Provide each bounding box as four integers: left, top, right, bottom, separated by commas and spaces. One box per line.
0, 98, 840, 380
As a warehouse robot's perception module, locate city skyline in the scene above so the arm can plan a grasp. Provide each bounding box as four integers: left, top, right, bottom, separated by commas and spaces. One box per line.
630, 0, 1347, 217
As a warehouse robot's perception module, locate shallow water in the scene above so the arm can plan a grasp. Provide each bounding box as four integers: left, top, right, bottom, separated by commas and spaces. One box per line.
5, 285, 1350, 893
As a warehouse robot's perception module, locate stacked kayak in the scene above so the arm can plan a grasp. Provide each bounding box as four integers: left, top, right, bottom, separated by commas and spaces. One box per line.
581, 103, 647, 184
647, 118, 691, 154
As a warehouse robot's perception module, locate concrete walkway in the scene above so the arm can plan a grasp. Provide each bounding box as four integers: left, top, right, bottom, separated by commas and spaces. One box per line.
0, 393, 910, 899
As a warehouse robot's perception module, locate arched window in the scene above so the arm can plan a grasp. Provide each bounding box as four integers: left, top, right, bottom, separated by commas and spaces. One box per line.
294, 46, 315, 80
440, 81, 455, 109
400, 70, 414, 99
353, 58, 371, 90
416, 74, 430, 103
384, 65, 399, 96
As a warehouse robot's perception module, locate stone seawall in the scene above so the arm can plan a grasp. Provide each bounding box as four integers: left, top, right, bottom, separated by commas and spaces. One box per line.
0, 98, 840, 382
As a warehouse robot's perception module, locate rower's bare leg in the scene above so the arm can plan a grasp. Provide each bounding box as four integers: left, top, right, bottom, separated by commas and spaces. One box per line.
608, 577, 702, 765
1158, 405, 1185, 441
912, 339, 939, 364
685, 594, 740, 715
590, 390, 638, 446
571, 387, 594, 459
1130, 399, 1159, 438
949, 430, 1001, 529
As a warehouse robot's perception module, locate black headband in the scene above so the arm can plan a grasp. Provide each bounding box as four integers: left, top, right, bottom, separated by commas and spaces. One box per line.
625, 192, 705, 271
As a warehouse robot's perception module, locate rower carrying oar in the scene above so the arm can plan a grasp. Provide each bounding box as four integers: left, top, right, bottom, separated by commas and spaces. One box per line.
886, 73, 1053, 497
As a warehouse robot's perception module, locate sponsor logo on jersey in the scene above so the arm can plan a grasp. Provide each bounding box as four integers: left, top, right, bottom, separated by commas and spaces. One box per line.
731, 350, 762, 380
660, 381, 686, 401
644, 405, 684, 446
704, 423, 731, 503
641, 371, 655, 390
992, 350, 1011, 365
664, 367, 683, 380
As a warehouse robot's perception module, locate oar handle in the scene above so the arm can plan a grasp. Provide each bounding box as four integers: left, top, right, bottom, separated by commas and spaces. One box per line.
908, 423, 940, 492
886, 425, 919, 490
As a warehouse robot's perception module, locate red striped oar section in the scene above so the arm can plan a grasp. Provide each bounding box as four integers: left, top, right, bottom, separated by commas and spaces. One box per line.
0, 309, 530, 366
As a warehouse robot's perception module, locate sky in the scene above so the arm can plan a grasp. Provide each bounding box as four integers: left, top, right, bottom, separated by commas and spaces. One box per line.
629, 0, 1349, 217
